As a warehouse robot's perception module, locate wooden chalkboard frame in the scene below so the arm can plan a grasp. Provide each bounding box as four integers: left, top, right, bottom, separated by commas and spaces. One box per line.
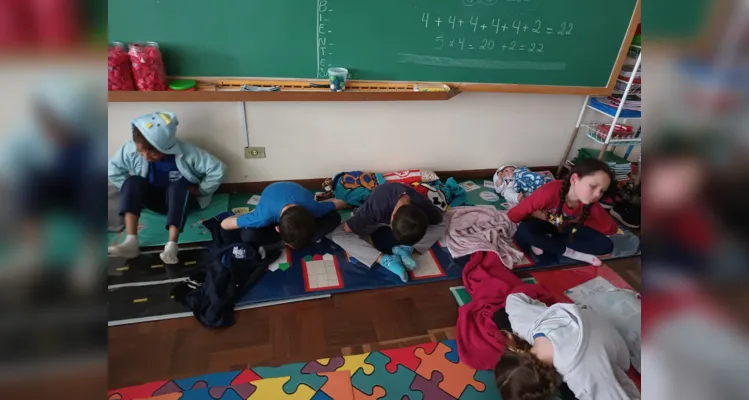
455, 0, 641, 95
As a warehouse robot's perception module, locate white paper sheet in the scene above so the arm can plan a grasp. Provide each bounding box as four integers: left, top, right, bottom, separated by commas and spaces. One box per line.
459, 181, 481, 192
247, 195, 262, 205
479, 191, 500, 202
564, 276, 616, 303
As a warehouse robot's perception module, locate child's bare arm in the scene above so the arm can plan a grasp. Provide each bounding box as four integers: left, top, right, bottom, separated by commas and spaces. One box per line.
220, 216, 239, 230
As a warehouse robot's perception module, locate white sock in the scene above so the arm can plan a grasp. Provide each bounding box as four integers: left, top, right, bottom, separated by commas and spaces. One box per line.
160, 241, 179, 264
531, 246, 544, 255
108, 234, 140, 258
563, 248, 602, 266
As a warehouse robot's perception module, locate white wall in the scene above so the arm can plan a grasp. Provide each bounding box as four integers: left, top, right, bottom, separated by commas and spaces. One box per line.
108, 92, 638, 183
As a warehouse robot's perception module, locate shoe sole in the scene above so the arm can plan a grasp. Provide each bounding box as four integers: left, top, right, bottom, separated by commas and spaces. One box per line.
609, 209, 640, 229
159, 252, 180, 265
107, 247, 140, 260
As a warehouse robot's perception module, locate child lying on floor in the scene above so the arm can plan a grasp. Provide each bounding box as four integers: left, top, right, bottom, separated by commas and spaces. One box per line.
108, 111, 226, 264
329, 182, 447, 282
219, 181, 346, 249
508, 159, 618, 266
494, 293, 640, 400
493, 165, 553, 203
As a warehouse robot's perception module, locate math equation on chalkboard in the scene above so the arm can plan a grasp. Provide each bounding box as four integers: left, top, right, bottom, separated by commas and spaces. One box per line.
422, 13, 574, 54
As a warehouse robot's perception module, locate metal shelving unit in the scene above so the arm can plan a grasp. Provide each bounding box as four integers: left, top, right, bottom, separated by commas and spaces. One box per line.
556, 44, 642, 176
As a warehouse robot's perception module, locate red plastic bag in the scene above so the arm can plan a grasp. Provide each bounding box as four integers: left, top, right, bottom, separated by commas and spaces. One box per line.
108, 42, 135, 91
129, 42, 167, 91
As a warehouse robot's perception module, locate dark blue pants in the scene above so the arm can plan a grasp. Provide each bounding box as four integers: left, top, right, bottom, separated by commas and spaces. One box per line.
240, 210, 342, 248
118, 176, 197, 231
515, 218, 614, 256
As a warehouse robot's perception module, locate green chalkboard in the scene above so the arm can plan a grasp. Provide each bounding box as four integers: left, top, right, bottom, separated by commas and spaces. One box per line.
108, 0, 637, 87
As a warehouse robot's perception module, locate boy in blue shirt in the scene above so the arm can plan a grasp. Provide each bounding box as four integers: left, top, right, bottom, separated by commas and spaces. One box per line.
220, 182, 345, 249
108, 111, 226, 264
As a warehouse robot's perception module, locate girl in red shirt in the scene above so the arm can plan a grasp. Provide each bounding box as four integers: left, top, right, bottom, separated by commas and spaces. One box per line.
508, 159, 618, 266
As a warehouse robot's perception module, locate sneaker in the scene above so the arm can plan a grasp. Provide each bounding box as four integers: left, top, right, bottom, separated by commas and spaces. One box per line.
610, 202, 640, 229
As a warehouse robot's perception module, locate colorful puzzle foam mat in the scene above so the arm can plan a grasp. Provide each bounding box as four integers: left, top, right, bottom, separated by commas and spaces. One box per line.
109, 340, 503, 400
108, 194, 229, 248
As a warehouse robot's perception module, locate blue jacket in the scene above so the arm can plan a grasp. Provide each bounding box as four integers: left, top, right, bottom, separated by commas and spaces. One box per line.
108, 112, 226, 209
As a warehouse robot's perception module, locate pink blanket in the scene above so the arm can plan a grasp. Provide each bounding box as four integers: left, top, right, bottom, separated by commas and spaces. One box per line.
456, 251, 554, 370
445, 206, 524, 268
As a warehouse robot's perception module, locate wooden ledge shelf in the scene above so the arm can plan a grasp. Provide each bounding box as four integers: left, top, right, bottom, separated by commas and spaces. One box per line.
108, 89, 458, 102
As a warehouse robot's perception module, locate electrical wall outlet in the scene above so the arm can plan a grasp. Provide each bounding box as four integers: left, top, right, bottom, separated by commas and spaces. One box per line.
244, 146, 266, 159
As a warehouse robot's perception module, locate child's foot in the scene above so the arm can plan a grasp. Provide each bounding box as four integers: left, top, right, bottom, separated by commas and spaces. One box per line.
160, 241, 179, 264
379, 255, 408, 283
563, 248, 602, 266
531, 246, 544, 256
108, 234, 140, 259
392, 245, 417, 271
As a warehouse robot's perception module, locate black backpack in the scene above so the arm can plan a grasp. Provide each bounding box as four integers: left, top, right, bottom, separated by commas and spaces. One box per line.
171, 215, 280, 328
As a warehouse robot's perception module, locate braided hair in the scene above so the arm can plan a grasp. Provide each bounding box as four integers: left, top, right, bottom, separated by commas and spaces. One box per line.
549, 159, 614, 231
495, 331, 558, 400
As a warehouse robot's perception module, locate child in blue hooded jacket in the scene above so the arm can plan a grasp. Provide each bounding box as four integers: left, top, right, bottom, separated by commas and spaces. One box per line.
108, 111, 226, 264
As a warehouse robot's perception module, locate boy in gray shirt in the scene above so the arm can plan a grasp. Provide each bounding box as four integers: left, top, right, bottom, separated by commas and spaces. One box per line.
329, 183, 447, 282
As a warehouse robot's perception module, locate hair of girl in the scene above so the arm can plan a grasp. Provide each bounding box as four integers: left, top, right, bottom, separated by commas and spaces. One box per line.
494, 330, 558, 400
553, 159, 614, 234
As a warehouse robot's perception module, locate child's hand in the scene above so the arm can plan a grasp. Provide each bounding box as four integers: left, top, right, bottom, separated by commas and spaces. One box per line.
331, 199, 347, 210
531, 210, 547, 220
188, 185, 201, 196
517, 193, 524, 202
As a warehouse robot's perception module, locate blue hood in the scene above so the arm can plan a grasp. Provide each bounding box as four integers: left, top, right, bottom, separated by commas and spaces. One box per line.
131, 111, 180, 154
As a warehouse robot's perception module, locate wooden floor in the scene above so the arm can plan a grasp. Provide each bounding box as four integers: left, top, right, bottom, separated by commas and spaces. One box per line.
108, 258, 641, 389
